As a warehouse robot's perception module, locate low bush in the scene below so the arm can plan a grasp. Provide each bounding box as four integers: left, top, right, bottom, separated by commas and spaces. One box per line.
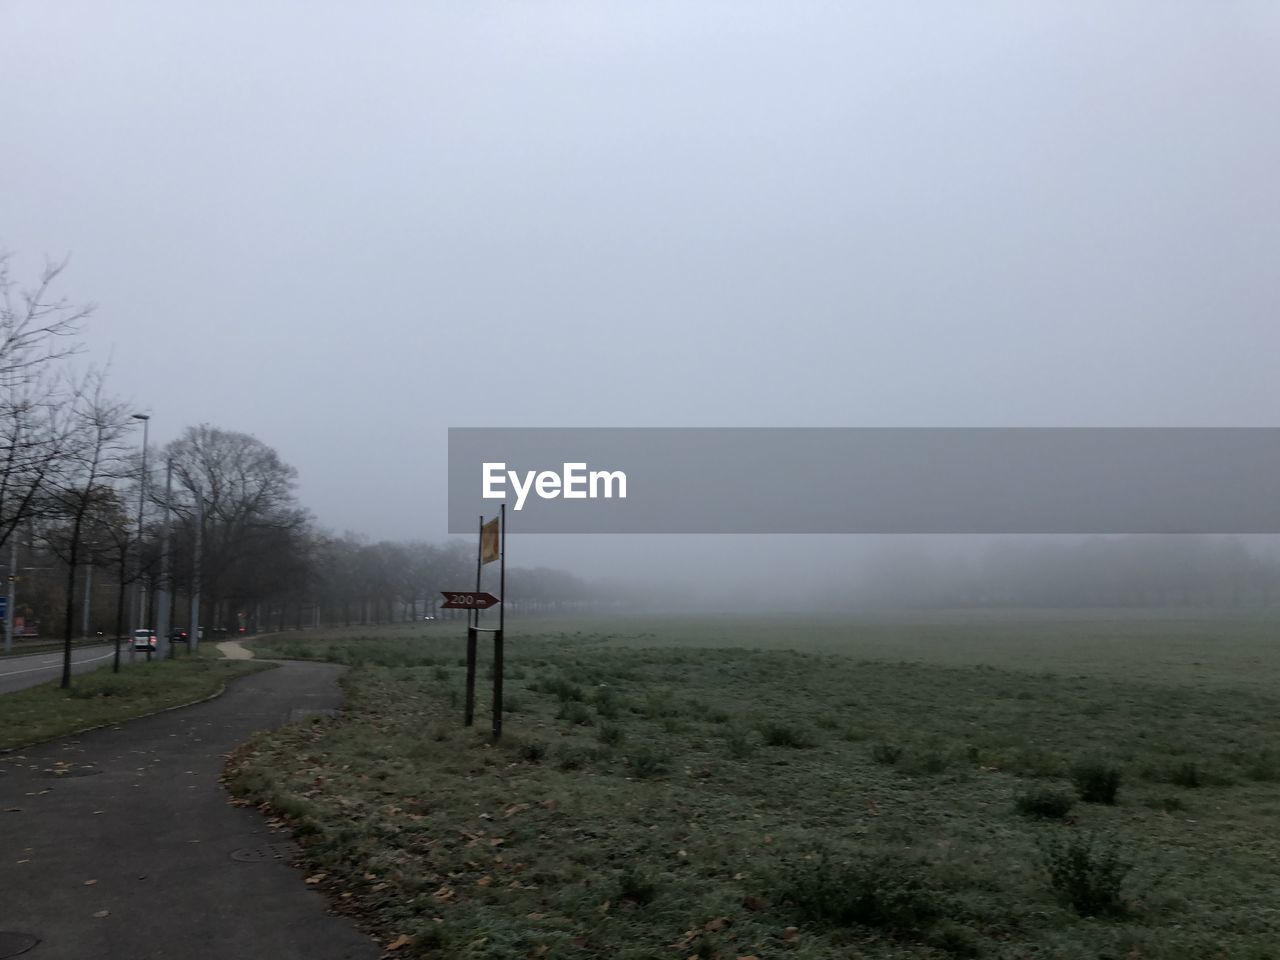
780, 851, 949, 933
1040, 831, 1133, 917
1015, 788, 1076, 820
615, 864, 659, 905
557, 701, 594, 726
597, 722, 625, 747
1071, 760, 1122, 804
760, 722, 817, 749
871, 743, 903, 766
627, 746, 671, 779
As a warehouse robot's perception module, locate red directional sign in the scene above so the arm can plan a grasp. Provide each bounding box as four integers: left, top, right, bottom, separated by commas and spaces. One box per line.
441, 591, 501, 610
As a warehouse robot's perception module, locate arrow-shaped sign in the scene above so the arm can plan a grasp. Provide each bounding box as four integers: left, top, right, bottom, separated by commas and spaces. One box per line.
440, 591, 501, 610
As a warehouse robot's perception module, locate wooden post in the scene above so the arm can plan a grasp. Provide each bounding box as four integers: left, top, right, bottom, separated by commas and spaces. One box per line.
492, 503, 506, 738
464, 513, 482, 727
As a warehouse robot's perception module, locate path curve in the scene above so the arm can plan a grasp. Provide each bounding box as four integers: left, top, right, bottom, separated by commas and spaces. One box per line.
0, 660, 379, 960
216, 638, 256, 660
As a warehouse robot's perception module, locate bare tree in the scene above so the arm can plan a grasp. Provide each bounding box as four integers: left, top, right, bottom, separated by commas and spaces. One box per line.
0, 252, 94, 573
158, 425, 309, 645
41, 372, 134, 686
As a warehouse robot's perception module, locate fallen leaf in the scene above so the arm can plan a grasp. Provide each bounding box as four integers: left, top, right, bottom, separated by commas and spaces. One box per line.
704, 917, 729, 932
92, 910, 110, 918
783, 927, 800, 941
476, 875, 492, 887
305, 873, 326, 885
526, 913, 546, 920
84, 879, 97, 886
742, 894, 770, 911
385, 933, 413, 951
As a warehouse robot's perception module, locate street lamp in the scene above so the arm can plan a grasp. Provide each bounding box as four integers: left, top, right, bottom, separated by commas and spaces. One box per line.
132, 414, 150, 647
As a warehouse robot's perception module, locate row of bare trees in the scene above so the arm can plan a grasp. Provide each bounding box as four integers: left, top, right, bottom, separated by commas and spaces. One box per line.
2, 251, 607, 687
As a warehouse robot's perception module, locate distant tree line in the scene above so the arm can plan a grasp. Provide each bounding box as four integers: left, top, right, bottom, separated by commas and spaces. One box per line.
853, 536, 1280, 609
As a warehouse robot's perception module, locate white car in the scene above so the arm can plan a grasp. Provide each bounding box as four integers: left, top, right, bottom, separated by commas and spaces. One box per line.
132, 628, 157, 651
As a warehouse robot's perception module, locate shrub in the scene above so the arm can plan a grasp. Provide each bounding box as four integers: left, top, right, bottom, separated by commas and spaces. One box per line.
902, 751, 949, 776
557, 701, 594, 726
517, 741, 547, 764
927, 920, 983, 958
537, 676, 585, 702
615, 864, 658, 905
780, 852, 948, 932
627, 746, 671, 779
759, 722, 816, 749
597, 722, 625, 747
871, 743, 903, 766
432, 666, 449, 681
1015, 788, 1076, 820
1040, 831, 1133, 916
1169, 762, 1201, 788
502, 694, 522, 713
1071, 761, 1121, 804
726, 728, 755, 759
593, 686, 622, 719
556, 745, 595, 771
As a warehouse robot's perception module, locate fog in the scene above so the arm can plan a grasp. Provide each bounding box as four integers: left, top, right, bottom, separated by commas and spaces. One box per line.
4, 2, 1279, 606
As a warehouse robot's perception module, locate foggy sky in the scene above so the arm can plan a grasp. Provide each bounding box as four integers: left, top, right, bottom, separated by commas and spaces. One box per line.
4, 2, 1279, 587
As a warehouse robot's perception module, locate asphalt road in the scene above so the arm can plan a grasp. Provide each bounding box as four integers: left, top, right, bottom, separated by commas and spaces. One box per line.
0, 644, 119, 695
0, 659, 381, 960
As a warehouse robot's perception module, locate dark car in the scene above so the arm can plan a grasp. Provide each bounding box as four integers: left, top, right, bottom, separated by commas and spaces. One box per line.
169, 627, 190, 644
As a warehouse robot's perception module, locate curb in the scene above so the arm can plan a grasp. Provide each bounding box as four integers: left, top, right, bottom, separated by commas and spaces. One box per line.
0, 661, 277, 754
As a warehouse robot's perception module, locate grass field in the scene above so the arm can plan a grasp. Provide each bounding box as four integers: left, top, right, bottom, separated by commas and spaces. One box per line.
227, 614, 1280, 959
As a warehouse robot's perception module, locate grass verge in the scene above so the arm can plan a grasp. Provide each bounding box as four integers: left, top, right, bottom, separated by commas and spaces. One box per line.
0, 657, 272, 750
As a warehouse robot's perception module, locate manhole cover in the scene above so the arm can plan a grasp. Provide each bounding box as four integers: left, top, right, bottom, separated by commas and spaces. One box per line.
39, 765, 101, 778
0, 931, 39, 958
230, 842, 300, 863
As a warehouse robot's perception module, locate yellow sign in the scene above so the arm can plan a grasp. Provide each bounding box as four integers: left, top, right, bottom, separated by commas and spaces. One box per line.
481, 516, 500, 565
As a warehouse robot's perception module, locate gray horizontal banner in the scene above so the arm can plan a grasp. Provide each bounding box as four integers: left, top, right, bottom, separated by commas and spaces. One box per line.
447, 428, 1280, 534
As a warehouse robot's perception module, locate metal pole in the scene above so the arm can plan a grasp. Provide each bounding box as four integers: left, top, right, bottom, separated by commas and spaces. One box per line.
464, 513, 481, 727
5, 537, 15, 654
81, 556, 92, 642
493, 503, 505, 739
189, 486, 202, 653
156, 458, 173, 657
131, 414, 150, 634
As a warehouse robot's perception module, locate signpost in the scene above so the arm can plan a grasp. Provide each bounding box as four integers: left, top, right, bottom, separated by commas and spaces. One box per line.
440, 592, 500, 610
448, 504, 507, 738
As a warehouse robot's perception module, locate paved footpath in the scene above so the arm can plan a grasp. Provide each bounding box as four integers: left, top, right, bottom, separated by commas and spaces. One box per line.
0, 660, 381, 960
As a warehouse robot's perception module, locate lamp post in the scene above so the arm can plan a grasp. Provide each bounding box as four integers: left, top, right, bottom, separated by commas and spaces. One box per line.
156, 457, 173, 657
131, 413, 150, 658
81, 542, 94, 642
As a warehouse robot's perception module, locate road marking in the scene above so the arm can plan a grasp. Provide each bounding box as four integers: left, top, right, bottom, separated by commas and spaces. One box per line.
0, 650, 115, 679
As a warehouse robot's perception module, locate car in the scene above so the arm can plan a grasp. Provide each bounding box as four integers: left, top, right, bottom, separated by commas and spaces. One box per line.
132, 628, 157, 651
170, 627, 190, 644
